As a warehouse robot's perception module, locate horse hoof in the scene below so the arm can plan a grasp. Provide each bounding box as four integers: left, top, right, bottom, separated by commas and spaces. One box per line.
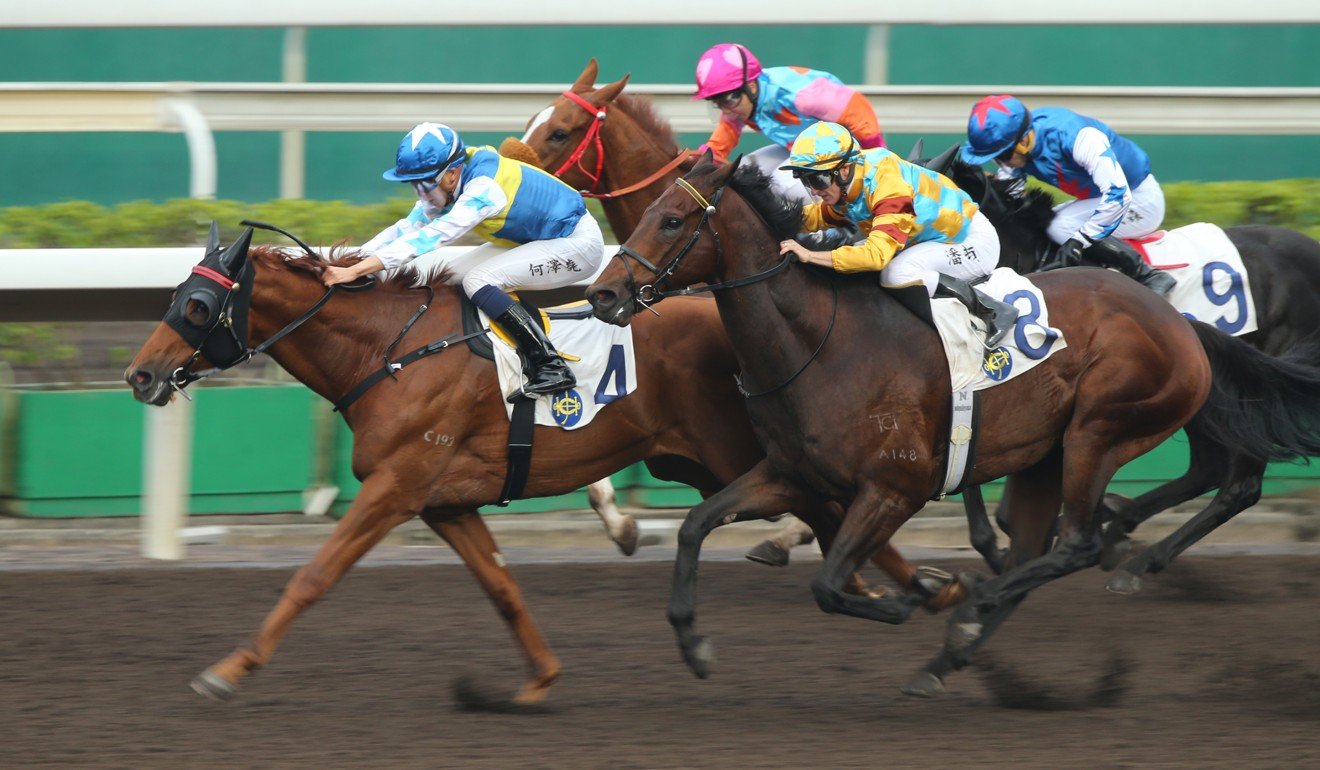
744, 540, 790, 567
900, 671, 946, 697
1106, 570, 1145, 595
613, 515, 640, 556
190, 670, 237, 702
683, 637, 715, 679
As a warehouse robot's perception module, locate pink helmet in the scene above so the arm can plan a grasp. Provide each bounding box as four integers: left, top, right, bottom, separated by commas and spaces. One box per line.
692, 43, 762, 100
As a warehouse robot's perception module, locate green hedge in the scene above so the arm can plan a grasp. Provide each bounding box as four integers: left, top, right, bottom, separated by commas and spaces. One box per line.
2, 183, 1313, 248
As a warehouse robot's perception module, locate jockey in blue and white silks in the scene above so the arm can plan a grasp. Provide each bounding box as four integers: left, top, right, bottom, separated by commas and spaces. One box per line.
322, 122, 604, 399
961, 95, 1174, 296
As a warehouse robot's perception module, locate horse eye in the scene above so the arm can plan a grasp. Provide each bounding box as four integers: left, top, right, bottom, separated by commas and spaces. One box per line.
550, 129, 569, 142
662, 216, 682, 230
185, 298, 211, 327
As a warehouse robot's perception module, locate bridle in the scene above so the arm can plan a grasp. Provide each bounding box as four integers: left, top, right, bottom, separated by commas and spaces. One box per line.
552, 89, 700, 200
608, 172, 834, 398
165, 220, 377, 396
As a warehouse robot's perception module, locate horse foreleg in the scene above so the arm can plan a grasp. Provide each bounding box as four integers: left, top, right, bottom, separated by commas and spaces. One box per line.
586, 478, 639, 556
960, 485, 1007, 575
668, 460, 817, 679
192, 474, 414, 701
422, 508, 561, 704
808, 485, 925, 625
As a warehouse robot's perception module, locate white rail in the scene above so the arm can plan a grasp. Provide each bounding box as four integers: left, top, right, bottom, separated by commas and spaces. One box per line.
5, 82, 1318, 202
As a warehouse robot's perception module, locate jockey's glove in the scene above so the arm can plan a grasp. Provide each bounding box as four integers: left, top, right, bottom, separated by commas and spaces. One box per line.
1056, 236, 1089, 268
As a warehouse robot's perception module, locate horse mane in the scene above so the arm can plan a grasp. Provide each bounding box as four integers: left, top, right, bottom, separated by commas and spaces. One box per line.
616, 93, 680, 154
723, 162, 804, 242
250, 244, 455, 292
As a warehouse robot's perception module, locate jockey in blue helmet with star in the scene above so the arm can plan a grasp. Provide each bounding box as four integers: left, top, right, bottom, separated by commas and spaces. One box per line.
962, 95, 1175, 297
323, 122, 604, 400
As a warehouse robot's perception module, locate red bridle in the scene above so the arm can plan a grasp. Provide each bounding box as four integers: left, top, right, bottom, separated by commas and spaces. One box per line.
553, 90, 608, 194
550, 89, 700, 200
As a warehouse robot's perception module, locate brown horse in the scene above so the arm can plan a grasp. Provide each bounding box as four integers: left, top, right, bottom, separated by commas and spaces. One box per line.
508, 58, 695, 242
125, 224, 963, 706
585, 156, 1320, 694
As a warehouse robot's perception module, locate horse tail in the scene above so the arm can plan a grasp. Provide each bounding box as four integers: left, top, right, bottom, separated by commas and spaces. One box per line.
1189, 320, 1320, 462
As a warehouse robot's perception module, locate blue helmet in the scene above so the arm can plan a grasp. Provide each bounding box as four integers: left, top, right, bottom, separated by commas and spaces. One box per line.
382, 122, 466, 182
960, 95, 1032, 165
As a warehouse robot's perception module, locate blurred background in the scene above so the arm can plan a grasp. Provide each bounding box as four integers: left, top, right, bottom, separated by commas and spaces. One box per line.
1, 2, 1318, 530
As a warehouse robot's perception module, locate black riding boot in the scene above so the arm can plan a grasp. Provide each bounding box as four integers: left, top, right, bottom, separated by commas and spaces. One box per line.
1085, 238, 1177, 297
933, 274, 1020, 348
495, 304, 576, 402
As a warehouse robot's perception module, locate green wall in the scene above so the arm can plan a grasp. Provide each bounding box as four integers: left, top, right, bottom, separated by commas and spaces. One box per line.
1, 385, 1317, 518
1, 24, 1315, 207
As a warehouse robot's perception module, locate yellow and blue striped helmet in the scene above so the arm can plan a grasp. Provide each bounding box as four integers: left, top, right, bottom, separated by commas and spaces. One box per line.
779, 121, 861, 172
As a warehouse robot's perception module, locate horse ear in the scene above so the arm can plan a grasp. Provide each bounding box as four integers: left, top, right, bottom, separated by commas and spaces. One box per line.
593, 73, 630, 104
205, 220, 220, 255
712, 153, 743, 187
571, 58, 599, 92
927, 143, 961, 175
219, 226, 254, 275
906, 138, 926, 164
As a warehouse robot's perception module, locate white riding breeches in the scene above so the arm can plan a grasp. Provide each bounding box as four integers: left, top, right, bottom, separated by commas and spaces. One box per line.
1047, 175, 1166, 244
880, 211, 1001, 296
421, 214, 604, 297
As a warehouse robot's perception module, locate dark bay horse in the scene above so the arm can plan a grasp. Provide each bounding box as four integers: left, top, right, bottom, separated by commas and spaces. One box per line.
125, 226, 963, 705
585, 157, 1320, 694
938, 154, 1320, 592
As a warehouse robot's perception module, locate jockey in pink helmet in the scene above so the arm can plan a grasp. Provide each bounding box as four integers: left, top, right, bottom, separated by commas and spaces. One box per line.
693, 43, 885, 203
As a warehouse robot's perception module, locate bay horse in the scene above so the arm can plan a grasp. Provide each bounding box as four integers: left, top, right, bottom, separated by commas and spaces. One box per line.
125, 224, 964, 706
585, 156, 1320, 694
936, 153, 1320, 592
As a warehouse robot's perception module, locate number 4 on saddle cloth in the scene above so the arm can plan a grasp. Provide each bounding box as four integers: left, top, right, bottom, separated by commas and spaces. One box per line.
471, 298, 637, 429
1125, 223, 1258, 336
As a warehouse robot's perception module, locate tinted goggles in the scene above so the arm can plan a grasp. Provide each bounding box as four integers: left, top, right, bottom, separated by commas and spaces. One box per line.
791, 169, 835, 191
706, 90, 743, 110
410, 176, 441, 195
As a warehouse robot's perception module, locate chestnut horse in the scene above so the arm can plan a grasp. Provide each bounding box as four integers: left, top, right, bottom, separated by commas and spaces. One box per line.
125, 225, 963, 706
586, 157, 1320, 694
937, 153, 1320, 592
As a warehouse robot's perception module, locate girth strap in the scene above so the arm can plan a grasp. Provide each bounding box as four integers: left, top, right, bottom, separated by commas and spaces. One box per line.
496, 397, 537, 505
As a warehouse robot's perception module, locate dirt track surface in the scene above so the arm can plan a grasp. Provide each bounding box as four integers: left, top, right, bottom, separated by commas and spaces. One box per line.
2, 555, 1318, 769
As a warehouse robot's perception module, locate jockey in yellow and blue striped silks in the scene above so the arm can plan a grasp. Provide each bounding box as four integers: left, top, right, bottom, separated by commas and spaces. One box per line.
777, 122, 1018, 347
322, 122, 604, 400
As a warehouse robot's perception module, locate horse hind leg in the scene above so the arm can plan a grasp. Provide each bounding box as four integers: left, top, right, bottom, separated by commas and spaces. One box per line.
1100, 425, 1226, 571
192, 474, 415, 701
423, 508, 561, 706
586, 478, 639, 556
745, 516, 815, 567
1108, 454, 1266, 595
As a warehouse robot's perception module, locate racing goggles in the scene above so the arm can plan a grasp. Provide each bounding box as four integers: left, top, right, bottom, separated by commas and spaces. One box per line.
706, 90, 743, 110
791, 168, 836, 191
410, 175, 441, 195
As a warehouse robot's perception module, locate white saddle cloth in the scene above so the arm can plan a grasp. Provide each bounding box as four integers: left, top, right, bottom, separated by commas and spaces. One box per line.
1128, 223, 1257, 336
930, 268, 1068, 393
482, 302, 638, 430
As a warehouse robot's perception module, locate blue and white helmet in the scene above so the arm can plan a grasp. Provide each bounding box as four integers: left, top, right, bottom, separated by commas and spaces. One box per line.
382, 122, 466, 182
961, 95, 1032, 165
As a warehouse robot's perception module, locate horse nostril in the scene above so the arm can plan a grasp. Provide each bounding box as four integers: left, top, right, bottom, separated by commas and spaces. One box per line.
131, 370, 154, 388
590, 289, 617, 309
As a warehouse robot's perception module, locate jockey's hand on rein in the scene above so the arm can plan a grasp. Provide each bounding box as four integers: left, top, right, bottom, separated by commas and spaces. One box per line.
1054, 237, 1088, 269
